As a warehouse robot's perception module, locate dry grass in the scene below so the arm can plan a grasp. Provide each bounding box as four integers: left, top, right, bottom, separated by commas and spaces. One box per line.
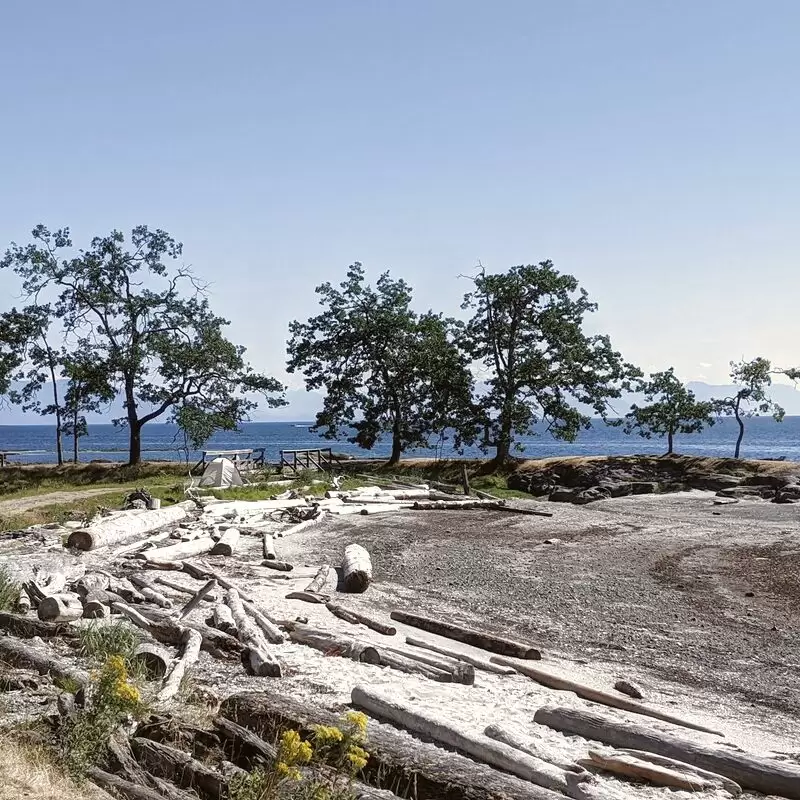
0, 737, 110, 800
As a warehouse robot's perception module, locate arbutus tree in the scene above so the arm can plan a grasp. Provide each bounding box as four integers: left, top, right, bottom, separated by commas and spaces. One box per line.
461, 262, 640, 463
287, 263, 476, 464
1, 225, 285, 465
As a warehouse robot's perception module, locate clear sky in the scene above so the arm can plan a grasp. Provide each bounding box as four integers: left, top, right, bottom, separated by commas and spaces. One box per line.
1, 1, 798, 402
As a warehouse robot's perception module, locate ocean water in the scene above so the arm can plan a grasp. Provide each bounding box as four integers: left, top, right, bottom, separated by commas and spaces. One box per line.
1, 417, 800, 464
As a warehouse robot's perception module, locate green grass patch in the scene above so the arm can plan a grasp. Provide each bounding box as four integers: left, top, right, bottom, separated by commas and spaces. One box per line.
78, 622, 141, 666
0, 566, 21, 610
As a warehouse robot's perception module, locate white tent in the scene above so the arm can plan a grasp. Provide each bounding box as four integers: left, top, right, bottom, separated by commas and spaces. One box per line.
199, 457, 244, 488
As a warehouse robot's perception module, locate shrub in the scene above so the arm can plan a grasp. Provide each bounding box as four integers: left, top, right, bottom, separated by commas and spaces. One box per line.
0, 565, 21, 611
77, 622, 140, 666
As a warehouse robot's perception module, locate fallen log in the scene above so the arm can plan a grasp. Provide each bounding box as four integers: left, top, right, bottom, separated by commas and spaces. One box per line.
242, 600, 285, 644
132, 643, 173, 680
74, 573, 110, 596
140, 536, 215, 563
115, 529, 174, 556
285, 590, 330, 604
83, 592, 112, 619
210, 527, 240, 556
153, 575, 219, 601
67, 502, 193, 551
261, 559, 293, 571
0, 610, 77, 640
262, 533, 276, 560
222, 691, 563, 800
37, 592, 83, 622
306, 564, 333, 594
206, 603, 235, 634
326, 603, 396, 635
132, 737, 226, 800
412, 500, 498, 510
179, 579, 217, 619
391, 611, 541, 659
280, 514, 324, 536
158, 627, 202, 703
88, 766, 194, 800
182, 562, 255, 602
492, 657, 721, 736
213, 715, 277, 766
288, 625, 381, 663
377, 647, 471, 684
109, 578, 146, 604
352, 686, 587, 796
342, 544, 372, 593
534, 705, 800, 799
0, 635, 88, 688
129, 576, 173, 609
225, 589, 282, 677
406, 636, 516, 675
484, 724, 578, 772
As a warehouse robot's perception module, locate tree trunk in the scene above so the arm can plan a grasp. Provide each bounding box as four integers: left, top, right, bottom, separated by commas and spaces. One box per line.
734, 397, 744, 458
72, 404, 79, 464
667, 428, 674, 454
129, 420, 143, 466
388, 433, 402, 465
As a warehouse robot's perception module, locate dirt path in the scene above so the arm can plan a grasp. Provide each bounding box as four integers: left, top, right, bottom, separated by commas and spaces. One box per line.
0, 486, 136, 514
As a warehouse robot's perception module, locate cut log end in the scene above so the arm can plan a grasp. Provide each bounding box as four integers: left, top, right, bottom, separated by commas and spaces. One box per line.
66, 530, 93, 551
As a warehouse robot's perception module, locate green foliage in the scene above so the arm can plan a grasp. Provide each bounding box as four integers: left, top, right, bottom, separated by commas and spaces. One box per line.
1, 225, 286, 465
461, 262, 640, 461
0, 566, 21, 611
287, 263, 475, 464
77, 622, 140, 666
61, 656, 145, 779
623, 367, 716, 453
714, 358, 784, 458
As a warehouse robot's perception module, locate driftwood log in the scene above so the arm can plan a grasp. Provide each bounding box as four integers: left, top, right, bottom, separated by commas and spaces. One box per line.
153, 576, 219, 601
158, 628, 202, 703
493, 656, 721, 736
221, 691, 563, 800
288, 625, 381, 664
207, 603, 237, 635
391, 611, 541, 659
179, 579, 217, 619
82, 589, 124, 619
380, 645, 475, 685
128, 576, 173, 609
0, 635, 88, 688
141, 536, 216, 563
74, 573, 110, 596
262, 534, 276, 560
326, 603, 396, 635
0, 610, 77, 639
342, 544, 372, 592
213, 714, 278, 767
182, 562, 255, 602
225, 589, 282, 677
210, 527, 240, 556
406, 636, 516, 675
261, 559, 293, 571
242, 600, 285, 644
37, 592, 83, 622
88, 766, 194, 800
351, 686, 590, 796
534, 705, 800, 799
132, 643, 173, 680
67, 502, 192, 551
484, 724, 580, 772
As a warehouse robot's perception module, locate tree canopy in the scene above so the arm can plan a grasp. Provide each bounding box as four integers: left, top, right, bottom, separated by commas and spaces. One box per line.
623, 368, 716, 454
287, 263, 475, 464
461, 262, 639, 462
1, 224, 285, 464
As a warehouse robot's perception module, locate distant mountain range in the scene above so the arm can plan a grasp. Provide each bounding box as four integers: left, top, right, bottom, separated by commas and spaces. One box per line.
2, 381, 800, 425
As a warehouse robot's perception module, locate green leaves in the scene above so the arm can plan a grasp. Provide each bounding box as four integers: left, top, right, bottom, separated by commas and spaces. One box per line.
287, 263, 476, 463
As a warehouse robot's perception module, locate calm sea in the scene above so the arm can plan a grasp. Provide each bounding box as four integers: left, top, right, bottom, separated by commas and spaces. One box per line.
1, 417, 800, 464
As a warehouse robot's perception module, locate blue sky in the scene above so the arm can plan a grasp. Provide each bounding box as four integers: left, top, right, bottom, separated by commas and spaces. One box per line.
1, 1, 799, 420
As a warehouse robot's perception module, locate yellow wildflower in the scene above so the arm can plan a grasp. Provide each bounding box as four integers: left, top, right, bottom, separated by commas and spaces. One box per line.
279, 729, 313, 765
312, 724, 344, 744
345, 711, 368, 734
345, 744, 368, 771
114, 681, 140, 705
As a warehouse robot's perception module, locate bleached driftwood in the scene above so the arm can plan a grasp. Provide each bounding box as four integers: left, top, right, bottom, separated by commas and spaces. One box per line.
280, 515, 324, 536
132, 643, 173, 679
88, 766, 194, 800
207, 603, 237, 635
351, 686, 590, 796
242, 600, 285, 644
261, 559, 293, 571
342, 544, 372, 593
391, 611, 541, 659
533, 705, 800, 799
115, 529, 174, 556
405, 636, 516, 675
307, 564, 332, 593
0, 610, 77, 639
158, 628, 202, 703
0, 635, 89, 688
288, 625, 381, 664
182, 562, 255, 602
140, 537, 215, 563
376, 647, 472, 684
37, 592, 83, 622
129, 576, 173, 609
484, 724, 577, 771
262, 534, 276, 560
326, 604, 396, 635
131, 737, 226, 799
179, 579, 217, 619
225, 589, 282, 677
205, 499, 308, 518
154, 576, 219, 602
67, 502, 193, 551
210, 528, 240, 556
492, 656, 721, 735
83, 590, 123, 618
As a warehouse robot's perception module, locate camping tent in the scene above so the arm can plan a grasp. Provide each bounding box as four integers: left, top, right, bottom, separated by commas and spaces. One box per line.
199, 457, 244, 488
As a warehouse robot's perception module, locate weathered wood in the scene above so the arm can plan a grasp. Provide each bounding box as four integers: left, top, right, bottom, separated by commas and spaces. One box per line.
88, 766, 194, 800
82, 592, 111, 618
261, 559, 293, 571
182, 561, 255, 602
262, 533, 276, 560
305, 564, 333, 594
37, 592, 83, 622
132, 642, 173, 679
129, 576, 174, 609
374, 649, 462, 683
342, 544, 372, 592
352, 686, 586, 796
225, 588, 282, 677
67, 502, 192, 551
288, 624, 381, 664
0, 610, 77, 639
179, 579, 217, 619
74, 573, 110, 596
0, 635, 88, 687
132, 737, 226, 800
281, 514, 324, 537
474, 489, 501, 501
326, 602, 396, 635
140, 536, 215, 563
461, 463, 471, 496
534, 705, 800, 799
484, 724, 578, 772
153, 575, 219, 601
580, 749, 717, 792
285, 590, 330, 604
159, 627, 202, 703
412, 499, 498, 510
242, 599, 285, 644
213, 715, 278, 767
222, 691, 562, 800
115, 529, 174, 556
391, 611, 541, 659
109, 577, 146, 604
406, 636, 516, 675
493, 656, 721, 736
32, 570, 67, 595
207, 603, 237, 635
210, 527, 240, 556
380, 645, 475, 685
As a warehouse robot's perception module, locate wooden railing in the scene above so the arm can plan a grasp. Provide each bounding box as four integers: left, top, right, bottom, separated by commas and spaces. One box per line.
279, 448, 335, 473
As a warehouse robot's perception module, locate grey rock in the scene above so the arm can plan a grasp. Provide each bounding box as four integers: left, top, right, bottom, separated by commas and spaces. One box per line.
614, 679, 644, 699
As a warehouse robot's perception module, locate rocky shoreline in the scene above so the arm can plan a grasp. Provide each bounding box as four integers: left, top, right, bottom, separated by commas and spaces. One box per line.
508, 454, 800, 505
